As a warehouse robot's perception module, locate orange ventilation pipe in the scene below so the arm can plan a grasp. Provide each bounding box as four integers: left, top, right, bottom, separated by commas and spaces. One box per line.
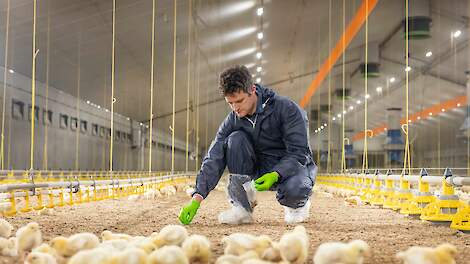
352, 95, 467, 141
299, 0, 379, 108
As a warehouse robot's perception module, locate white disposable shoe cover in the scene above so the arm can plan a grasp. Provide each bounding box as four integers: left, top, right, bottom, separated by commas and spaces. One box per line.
284, 198, 311, 224
218, 205, 253, 224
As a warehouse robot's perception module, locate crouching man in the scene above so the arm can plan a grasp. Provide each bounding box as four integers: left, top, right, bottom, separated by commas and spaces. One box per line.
179, 65, 317, 225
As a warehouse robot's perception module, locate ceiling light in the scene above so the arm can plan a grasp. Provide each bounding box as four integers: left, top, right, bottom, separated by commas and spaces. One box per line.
453, 30, 462, 38
320, 126, 324, 129
105, 109, 109, 112
257, 32, 264, 40
86, 100, 90, 104
417, 116, 421, 120
457, 103, 461, 107
127, 117, 130, 120
256, 66, 262, 72
97, 106, 101, 109
8, 69, 14, 73
324, 123, 327, 127
425, 51, 432, 57
343, 110, 347, 114
429, 112, 433, 116
337, 114, 341, 118
256, 52, 262, 59
356, 100, 361, 104
389, 77, 396, 83
257, 7, 264, 16
349, 106, 354, 110
376, 86, 382, 93
256, 77, 261, 83
365, 94, 370, 99
408, 119, 412, 123
405, 66, 411, 72
315, 129, 318, 133
332, 117, 336, 121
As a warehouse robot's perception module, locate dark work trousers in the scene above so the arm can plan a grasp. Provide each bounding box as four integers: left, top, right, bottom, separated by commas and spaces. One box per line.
225, 130, 316, 212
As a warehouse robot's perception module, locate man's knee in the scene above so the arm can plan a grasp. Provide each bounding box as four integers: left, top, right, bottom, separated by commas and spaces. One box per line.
276, 175, 313, 208
226, 131, 255, 175
226, 131, 251, 152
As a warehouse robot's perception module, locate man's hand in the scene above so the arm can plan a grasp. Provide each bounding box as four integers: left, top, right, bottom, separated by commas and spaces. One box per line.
179, 199, 201, 225
254, 171, 279, 191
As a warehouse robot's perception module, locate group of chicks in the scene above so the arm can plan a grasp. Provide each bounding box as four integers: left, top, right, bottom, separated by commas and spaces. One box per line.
127, 183, 195, 202
0, 217, 460, 264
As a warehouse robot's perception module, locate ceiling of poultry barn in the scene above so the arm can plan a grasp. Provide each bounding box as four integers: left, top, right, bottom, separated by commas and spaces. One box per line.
0, 0, 468, 152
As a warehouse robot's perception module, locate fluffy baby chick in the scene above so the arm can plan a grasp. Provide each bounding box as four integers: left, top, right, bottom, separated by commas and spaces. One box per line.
16, 222, 42, 253
32, 243, 66, 264
313, 239, 370, 264
51, 232, 100, 257
0, 218, 13, 238
111, 247, 148, 264
37, 208, 55, 216
25, 252, 57, 264
128, 194, 141, 202
344, 196, 364, 206
101, 230, 132, 241
182, 234, 211, 263
261, 242, 282, 262
148, 245, 188, 264
277, 225, 309, 264
151, 225, 188, 247
99, 239, 130, 251
68, 247, 115, 264
215, 251, 259, 264
396, 243, 457, 264
223, 233, 273, 257
129, 237, 157, 254
185, 187, 195, 198
0, 237, 18, 257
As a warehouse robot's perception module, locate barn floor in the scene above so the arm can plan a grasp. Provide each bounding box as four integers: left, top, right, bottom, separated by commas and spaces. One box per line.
2, 186, 470, 264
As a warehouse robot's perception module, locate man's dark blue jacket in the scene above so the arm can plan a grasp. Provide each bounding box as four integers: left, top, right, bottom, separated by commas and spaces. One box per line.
194, 84, 316, 198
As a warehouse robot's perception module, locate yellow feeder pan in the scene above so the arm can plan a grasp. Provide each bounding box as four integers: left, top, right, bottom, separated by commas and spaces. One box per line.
421, 169, 461, 223
401, 169, 435, 216
450, 202, 470, 232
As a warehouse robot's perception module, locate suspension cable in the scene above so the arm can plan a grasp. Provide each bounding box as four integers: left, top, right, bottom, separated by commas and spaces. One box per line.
171, 0, 178, 173
110, 0, 116, 173
148, 0, 156, 174
361, 0, 369, 173
1, 0, 10, 170
30, 0, 38, 171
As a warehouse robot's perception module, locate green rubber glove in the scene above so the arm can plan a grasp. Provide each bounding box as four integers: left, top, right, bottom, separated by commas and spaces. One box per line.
179, 199, 200, 225
254, 171, 279, 191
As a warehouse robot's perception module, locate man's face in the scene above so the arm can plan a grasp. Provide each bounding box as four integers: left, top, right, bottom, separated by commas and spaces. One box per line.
225, 86, 256, 118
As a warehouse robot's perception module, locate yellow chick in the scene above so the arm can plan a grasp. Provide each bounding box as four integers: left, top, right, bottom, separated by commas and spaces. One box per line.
111, 247, 148, 264
185, 187, 195, 198
277, 225, 309, 264
222, 233, 273, 256
128, 194, 141, 202
215, 251, 259, 264
148, 245, 188, 264
182, 234, 211, 263
261, 242, 282, 262
37, 208, 55, 216
16, 222, 42, 253
313, 239, 370, 264
129, 237, 157, 254
344, 196, 364, 206
68, 247, 115, 264
396, 243, 457, 264
101, 230, 133, 241
151, 225, 188, 247
25, 252, 57, 264
0, 218, 13, 238
32, 243, 66, 264
51, 232, 100, 257
99, 239, 130, 251
0, 237, 18, 257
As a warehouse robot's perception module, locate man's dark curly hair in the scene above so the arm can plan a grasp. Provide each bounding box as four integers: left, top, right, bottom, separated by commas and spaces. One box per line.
218, 65, 253, 96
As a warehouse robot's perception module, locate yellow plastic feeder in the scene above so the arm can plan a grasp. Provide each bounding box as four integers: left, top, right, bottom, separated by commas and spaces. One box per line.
450, 202, 470, 232
421, 169, 462, 223
401, 169, 435, 216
